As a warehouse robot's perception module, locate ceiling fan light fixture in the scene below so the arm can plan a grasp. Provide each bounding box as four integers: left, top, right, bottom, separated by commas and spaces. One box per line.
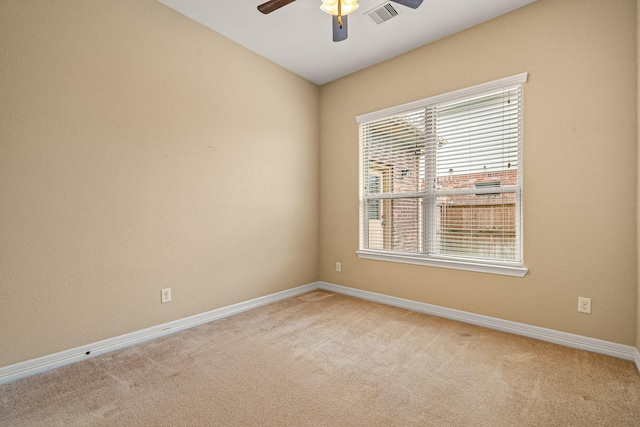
320, 0, 359, 16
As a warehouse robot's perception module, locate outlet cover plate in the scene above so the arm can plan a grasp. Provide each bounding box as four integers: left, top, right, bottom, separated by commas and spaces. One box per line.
161, 288, 172, 304
578, 297, 591, 314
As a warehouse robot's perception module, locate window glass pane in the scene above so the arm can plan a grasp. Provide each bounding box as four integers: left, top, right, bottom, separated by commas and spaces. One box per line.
435, 90, 520, 186
436, 192, 517, 261
363, 110, 427, 195
367, 197, 423, 253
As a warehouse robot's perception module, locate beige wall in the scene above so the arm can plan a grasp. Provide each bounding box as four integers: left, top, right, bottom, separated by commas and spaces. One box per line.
320, 0, 638, 345
0, 0, 320, 367
637, 0, 640, 353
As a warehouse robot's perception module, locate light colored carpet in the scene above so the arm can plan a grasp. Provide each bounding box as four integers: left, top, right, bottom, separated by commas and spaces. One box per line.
1, 290, 639, 426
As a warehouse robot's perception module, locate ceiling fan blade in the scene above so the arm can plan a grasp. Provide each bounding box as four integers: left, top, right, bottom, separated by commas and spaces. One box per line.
332, 15, 348, 42
257, 0, 296, 14
389, 0, 423, 9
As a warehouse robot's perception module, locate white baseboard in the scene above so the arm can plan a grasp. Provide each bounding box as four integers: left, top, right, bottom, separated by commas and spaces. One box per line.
2, 280, 638, 385
318, 282, 640, 365
0, 283, 318, 385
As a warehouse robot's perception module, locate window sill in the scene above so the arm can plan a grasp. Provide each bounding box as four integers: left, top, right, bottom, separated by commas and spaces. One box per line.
356, 250, 528, 277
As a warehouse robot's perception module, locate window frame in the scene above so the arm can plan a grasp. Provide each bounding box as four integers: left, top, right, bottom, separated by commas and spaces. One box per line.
356, 73, 528, 277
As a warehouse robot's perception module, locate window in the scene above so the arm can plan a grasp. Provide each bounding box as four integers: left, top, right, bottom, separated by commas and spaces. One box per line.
357, 73, 528, 277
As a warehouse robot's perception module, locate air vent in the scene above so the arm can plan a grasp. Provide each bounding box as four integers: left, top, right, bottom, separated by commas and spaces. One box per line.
367, 3, 399, 25
475, 181, 501, 197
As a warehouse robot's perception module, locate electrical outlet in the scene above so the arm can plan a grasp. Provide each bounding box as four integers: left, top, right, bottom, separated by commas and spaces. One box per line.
578, 297, 591, 314
161, 288, 171, 304
335, 262, 341, 272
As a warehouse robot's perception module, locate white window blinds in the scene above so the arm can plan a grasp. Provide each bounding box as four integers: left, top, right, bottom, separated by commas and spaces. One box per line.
357, 73, 527, 273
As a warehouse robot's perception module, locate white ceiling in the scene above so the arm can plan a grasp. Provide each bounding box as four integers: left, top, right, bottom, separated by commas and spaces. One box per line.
156, 0, 537, 85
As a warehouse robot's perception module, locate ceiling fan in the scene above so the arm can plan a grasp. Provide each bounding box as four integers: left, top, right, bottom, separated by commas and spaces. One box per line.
257, 0, 424, 42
